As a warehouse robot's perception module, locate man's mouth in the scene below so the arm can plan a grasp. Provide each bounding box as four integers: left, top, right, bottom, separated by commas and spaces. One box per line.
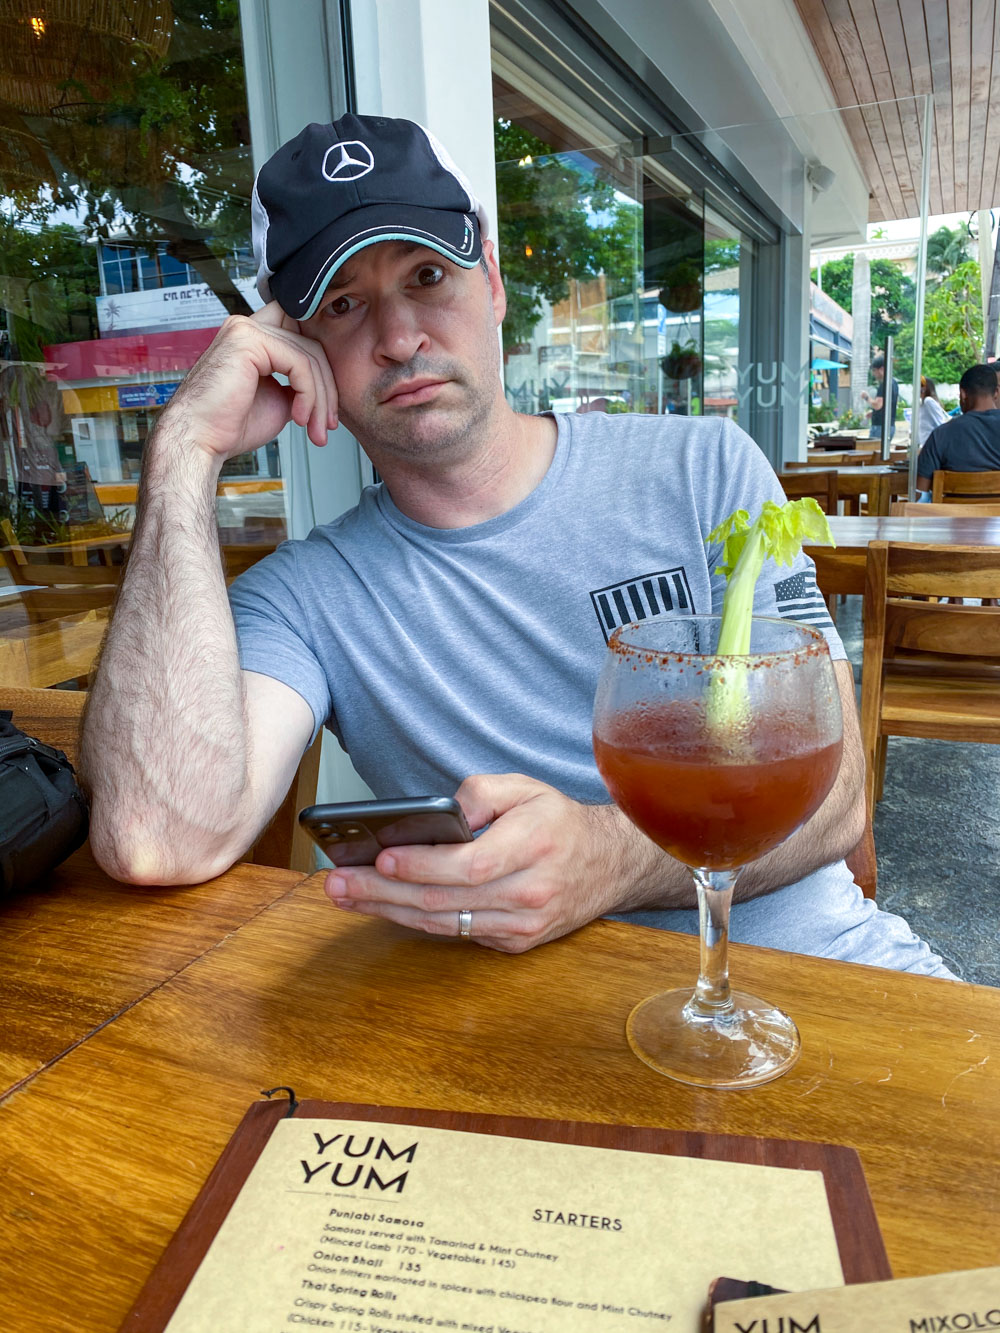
380, 378, 448, 407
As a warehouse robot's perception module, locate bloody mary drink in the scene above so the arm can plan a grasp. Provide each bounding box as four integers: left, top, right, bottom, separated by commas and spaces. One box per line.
594, 702, 842, 869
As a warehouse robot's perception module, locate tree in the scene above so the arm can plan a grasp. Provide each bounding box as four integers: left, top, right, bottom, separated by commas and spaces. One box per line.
494, 119, 640, 352
895, 260, 983, 383
0, 1, 254, 321
811, 254, 915, 352
0, 217, 101, 359
926, 224, 972, 280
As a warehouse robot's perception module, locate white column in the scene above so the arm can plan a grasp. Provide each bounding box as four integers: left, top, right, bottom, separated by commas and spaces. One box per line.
349, 0, 497, 260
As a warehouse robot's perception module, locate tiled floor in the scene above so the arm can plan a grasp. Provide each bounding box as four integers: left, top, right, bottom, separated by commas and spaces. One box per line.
837, 596, 1000, 987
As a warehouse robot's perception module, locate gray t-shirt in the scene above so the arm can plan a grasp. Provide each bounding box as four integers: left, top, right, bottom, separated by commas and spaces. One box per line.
230, 410, 954, 978
231, 410, 842, 798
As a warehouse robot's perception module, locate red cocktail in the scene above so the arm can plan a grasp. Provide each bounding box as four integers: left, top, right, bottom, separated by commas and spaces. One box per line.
594, 705, 842, 869
593, 615, 843, 1089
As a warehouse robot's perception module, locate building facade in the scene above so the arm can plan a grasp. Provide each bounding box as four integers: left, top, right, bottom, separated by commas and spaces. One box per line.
0, 0, 880, 792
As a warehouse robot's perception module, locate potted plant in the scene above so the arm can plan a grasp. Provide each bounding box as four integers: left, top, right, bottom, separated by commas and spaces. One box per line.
661, 339, 702, 381
658, 258, 703, 312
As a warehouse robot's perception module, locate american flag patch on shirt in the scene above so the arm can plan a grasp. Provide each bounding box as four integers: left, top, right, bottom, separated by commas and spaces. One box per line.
773, 567, 835, 632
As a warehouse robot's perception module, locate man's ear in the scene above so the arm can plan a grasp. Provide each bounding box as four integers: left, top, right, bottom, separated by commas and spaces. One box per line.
482, 239, 506, 327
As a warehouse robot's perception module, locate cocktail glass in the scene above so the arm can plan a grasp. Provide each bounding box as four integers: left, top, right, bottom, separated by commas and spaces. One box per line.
593, 615, 843, 1089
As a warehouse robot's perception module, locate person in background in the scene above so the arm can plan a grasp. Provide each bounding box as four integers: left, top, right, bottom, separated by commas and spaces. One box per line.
917, 376, 949, 447
917, 362, 1000, 493
860, 354, 899, 441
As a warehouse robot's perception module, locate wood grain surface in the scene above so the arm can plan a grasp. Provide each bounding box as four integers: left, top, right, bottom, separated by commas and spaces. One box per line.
2, 871, 998, 1333
0, 847, 302, 1097
806, 515, 1000, 594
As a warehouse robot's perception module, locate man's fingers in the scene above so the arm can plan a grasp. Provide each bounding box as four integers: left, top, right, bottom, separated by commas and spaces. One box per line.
326, 892, 538, 953
247, 306, 340, 442
326, 862, 508, 910
453, 772, 548, 830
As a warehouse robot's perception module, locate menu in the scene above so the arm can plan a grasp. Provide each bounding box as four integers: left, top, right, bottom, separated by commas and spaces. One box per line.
713, 1265, 1000, 1332
158, 1115, 848, 1333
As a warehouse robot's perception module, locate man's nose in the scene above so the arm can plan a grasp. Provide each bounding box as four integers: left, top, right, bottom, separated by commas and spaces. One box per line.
372, 296, 429, 364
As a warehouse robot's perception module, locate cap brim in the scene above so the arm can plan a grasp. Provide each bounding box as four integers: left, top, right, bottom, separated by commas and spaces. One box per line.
271, 203, 482, 320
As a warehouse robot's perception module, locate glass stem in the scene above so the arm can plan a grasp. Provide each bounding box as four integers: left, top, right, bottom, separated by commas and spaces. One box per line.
689, 867, 740, 1014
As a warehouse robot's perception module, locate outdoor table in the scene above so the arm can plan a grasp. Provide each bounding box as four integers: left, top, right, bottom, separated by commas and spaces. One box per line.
2, 862, 999, 1331
805, 514, 1000, 595
791, 465, 910, 515
0, 846, 302, 1099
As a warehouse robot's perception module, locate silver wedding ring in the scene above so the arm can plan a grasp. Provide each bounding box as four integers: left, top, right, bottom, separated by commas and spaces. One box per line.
458, 909, 473, 938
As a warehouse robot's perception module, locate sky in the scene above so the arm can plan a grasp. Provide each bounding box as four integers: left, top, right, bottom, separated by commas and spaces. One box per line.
867, 211, 980, 242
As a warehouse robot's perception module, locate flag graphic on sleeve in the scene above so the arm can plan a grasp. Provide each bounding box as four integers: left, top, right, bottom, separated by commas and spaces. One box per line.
590, 566, 694, 643
773, 567, 836, 632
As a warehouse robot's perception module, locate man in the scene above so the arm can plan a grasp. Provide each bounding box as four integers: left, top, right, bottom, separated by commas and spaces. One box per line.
916, 363, 1000, 492
860, 354, 899, 441
80, 114, 951, 976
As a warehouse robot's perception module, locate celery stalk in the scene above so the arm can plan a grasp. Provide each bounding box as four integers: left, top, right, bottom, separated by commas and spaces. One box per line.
703, 498, 836, 730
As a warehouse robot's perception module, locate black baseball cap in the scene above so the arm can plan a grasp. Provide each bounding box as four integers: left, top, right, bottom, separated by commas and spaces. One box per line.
252, 113, 489, 320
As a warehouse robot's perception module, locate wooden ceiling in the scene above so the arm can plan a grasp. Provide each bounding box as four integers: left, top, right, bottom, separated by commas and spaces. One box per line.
793, 0, 1000, 221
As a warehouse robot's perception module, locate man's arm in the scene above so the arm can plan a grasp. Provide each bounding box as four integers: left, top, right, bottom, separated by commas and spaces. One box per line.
323, 659, 866, 952
81, 305, 336, 884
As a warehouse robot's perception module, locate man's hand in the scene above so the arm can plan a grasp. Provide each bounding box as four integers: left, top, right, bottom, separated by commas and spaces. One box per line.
322, 773, 674, 953
153, 301, 339, 462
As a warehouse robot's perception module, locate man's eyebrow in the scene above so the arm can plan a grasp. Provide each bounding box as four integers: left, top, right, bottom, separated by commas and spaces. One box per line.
324, 242, 432, 294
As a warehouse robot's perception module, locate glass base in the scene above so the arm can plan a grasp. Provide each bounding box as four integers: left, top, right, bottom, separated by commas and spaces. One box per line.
626, 987, 801, 1089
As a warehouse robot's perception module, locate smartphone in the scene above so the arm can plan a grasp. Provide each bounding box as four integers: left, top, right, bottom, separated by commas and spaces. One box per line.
298, 796, 473, 866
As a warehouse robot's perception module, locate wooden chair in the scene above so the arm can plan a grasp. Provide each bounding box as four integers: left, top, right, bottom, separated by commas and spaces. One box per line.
778, 469, 839, 514
845, 817, 878, 901
1, 519, 120, 622
0, 686, 322, 874
859, 542, 1000, 811
931, 470, 1000, 502
891, 500, 1000, 517
0, 608, 110, 688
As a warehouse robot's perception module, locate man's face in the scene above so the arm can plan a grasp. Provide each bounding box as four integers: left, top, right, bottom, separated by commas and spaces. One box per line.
298, 239, 506, 468
873, 365, 885, 383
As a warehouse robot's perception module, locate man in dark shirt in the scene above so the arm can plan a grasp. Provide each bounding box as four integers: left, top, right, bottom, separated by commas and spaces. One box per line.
916, 362, 1000, 492
861, 354, 899, 440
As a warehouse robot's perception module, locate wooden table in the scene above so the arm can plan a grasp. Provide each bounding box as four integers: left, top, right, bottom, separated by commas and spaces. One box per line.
96, 479, 285, 505
0, 847, 303, 1100
806, 514, 1000, 594
792, 465, 910, 515
2, 866, 999, 1331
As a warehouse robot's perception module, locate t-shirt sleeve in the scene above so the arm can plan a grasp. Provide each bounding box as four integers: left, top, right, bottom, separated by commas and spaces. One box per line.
916, 423, 945, 481
704, 419, 846, 662
229, 543, 333, 743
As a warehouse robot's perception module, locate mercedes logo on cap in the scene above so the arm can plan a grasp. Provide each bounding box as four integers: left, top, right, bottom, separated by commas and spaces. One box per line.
322, 140, 375, 182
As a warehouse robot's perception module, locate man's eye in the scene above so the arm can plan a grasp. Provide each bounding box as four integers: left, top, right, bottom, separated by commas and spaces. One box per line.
415, 264, 444, 287
325, 295, 359, 317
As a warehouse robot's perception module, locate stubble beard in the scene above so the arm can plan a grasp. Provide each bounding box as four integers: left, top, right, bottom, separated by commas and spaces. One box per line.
343, 350, 500, 471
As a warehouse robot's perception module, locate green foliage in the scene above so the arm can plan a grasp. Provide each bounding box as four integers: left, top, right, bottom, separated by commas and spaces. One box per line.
0, 1, 253, 313
808, 400, 836, 423
895, 260, 983, 383
0, 217, 101, 348
837, 408, 865, 430
926, 224, 973, 279
811, 255, 915, 351
494, 119, 639, 351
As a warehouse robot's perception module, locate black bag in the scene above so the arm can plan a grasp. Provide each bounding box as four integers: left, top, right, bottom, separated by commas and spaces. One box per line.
0, 711, 89, 893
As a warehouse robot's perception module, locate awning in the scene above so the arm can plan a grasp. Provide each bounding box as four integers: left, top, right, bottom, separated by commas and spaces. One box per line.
811, 358, 845, 371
